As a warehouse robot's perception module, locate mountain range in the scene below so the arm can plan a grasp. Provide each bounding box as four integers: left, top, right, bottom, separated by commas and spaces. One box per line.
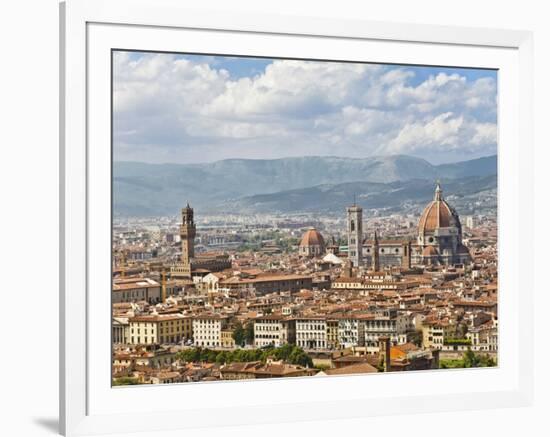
113, 154, 497, 216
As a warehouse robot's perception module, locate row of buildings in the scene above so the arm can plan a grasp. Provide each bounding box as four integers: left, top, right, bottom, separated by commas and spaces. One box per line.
114, 297, 497, 354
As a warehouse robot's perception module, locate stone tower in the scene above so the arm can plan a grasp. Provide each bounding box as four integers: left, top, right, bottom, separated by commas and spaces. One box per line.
346, 203, 363, 267
180, 203, 196, 277
372, 230, 380, 272
402, 240, 412, 270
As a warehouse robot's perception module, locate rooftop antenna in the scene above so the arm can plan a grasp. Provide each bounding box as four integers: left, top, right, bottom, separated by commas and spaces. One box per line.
353, 193, 356, 206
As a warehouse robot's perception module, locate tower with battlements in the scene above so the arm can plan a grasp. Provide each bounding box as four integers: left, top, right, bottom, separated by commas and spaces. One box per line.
173, 203, 196, 278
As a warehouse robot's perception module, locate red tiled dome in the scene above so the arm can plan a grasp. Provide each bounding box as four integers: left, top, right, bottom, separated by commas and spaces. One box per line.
418, 183, 460, 235
300, 228, 325, 248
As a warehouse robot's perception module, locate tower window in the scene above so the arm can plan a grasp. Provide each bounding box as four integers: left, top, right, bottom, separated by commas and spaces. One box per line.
351, 220, 355, 232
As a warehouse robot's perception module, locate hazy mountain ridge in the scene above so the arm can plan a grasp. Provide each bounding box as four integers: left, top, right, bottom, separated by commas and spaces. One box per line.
226, 175, 497, 214
113, 154, 497, 216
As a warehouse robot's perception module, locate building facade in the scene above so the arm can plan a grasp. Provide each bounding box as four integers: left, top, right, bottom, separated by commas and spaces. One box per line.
192, 315, 228, 348
363, 310, 409, 346
295, 318, 327, 350
337, 317, 365, 348
127, 314, 192, 345
254, 315, 295, 348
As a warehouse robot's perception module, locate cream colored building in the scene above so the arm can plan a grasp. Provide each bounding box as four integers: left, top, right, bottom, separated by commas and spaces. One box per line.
337, 317, 365, 348
128, 314, 192, 345
193, 315, 228, 348
295, 317, 327, 350
253, 315, 295, 348
112, 277, 161, 304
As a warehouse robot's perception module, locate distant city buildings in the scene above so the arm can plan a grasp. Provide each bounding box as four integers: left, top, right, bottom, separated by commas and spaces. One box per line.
112, 182, 497, 385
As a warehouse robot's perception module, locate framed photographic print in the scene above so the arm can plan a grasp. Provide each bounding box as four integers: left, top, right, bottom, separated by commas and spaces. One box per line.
60, 0, 534, 435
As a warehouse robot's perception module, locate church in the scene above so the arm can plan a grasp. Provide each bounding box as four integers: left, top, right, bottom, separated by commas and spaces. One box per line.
348, 182, 471, 269
414, 183, 471, 265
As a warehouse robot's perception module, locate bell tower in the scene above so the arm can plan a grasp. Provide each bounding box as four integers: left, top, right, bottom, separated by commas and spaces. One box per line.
346, 202, 363, 267
180, 203, 196, 276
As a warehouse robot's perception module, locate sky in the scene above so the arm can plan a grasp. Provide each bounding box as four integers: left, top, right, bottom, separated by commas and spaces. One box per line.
113, 51, 498, 165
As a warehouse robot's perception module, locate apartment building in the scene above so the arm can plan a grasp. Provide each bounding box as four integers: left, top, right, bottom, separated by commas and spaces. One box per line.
253, 315, 296, 348
363, 309, 409, 345
193, 315, 228, 348
337, 317, 365, 348
295, 317, 327, 350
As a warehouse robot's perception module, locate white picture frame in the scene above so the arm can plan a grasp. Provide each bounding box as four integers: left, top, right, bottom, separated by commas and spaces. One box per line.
60, 0, 534, 435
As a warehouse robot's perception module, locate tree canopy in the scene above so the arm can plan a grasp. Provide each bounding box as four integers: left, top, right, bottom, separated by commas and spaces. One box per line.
440, 350, 496, 369
175, 345, 313, 367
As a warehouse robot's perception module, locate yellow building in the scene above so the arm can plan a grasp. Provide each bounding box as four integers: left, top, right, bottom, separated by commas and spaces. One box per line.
326, 319, 339, 350
128, 314, 193, 345
422, 321, 455, 350
220, 329, 236, 349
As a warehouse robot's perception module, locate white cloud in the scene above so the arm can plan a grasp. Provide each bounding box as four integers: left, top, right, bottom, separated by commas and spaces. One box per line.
113, 52, 497, 164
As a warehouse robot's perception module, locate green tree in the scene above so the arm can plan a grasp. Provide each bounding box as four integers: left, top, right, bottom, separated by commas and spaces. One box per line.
232, 322, 245, 347
112, 377, 139, 386
244, 322, 255, 345
463, 349, 478, 367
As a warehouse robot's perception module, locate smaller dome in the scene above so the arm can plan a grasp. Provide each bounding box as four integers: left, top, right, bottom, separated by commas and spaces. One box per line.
300, 228, 325, 248
422, 246, 439, 257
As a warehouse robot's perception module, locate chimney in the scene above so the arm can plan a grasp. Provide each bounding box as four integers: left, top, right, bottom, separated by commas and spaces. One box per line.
379, 336, 391, 372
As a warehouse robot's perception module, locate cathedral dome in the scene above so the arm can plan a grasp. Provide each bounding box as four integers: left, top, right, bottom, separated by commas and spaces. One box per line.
300, 228, 325, 248
299, 228, 326, 257
418, 183, 460, 235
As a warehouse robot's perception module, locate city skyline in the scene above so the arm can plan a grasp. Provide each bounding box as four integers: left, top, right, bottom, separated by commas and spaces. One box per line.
113, 51, 497, 165
112, 50, 498, 386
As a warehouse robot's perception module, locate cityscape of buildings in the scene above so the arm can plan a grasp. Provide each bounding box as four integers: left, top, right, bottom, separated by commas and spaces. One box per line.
112, 182, 498, 385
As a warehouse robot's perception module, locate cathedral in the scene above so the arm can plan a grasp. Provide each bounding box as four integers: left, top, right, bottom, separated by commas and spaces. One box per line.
347, 182, 471, 269
415, 183, 471, 265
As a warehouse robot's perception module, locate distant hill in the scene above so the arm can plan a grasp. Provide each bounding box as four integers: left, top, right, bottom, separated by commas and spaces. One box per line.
225, 175, 497, 214
435, 155, 497, 179
113, 154, 497, 216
